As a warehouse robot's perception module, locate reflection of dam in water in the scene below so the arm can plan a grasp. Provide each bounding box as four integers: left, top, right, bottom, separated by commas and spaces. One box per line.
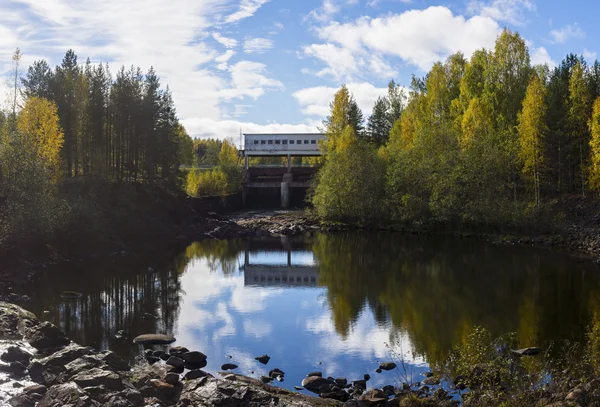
240, 238, 319, 287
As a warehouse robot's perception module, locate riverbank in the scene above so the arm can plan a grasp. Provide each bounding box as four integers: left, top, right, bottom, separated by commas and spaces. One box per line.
0, 301, 466, 406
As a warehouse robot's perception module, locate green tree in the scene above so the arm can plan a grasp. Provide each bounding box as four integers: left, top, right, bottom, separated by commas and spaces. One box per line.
177, 126, 194, 166
588, 97, 600, 191
569, 61, 592, 196
518, 75, 547, 206
367, 96, 390, 146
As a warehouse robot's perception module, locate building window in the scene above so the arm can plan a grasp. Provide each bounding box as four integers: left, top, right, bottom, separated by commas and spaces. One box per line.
275, 140, 281, 144
282, 140, 288, 145
253, 140, 259, 144
297, 140, 302, 144
311, 140, 316, 144
261, 140, 266, 144
268, 140, 273, 144
289, 140, 295, 144
304, 140, 309, 144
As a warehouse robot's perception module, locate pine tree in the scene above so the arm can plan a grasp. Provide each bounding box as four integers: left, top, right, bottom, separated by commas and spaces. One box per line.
588, 97, 600, 192
367, 96, 390, 146
569, 61, 592, 196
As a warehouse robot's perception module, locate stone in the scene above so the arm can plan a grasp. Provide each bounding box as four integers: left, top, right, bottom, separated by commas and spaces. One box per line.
23, 384, 47, 396
422, 376, 440, 386
378, 362, 397, 371
146, 356, 160, 365
168, 365, 184, 374
301, 376, 334, 393
352, 379, 367, 390
182, 351, 207, 364
8, 361, 28, 376
185, 360, 207, 370
1, 346, 32, 364
269, 368, 285, 378
7, 394, 36, 407
26, 322, 70, 350
363, 374, 370, 381
343, 400, 371, 407
166, 356, 185, 369
260, 376, 273, 383
149, 379, 174, 392
511, 347, 541, 356
307, 371, 322, 377
152, 350, 165, 358
220, 363, 238, 370
36, 382, 96, 407
132, 334, 176, 345
255, 354, 270, 364
320, 389, 350, 402
335, 378, 348, 386
184, 370, 208, 380
8, 293, 21, 302
164, 372, 179, 385
169, 346, 189, 355
71, 367, 123, 390
294, 386, 304, 390
160, 353, 170, 361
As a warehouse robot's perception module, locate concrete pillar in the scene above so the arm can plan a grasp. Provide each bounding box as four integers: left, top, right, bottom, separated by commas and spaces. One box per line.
281, 182, 290, 208
244, 249, 249, 267
244, 155, 249, 170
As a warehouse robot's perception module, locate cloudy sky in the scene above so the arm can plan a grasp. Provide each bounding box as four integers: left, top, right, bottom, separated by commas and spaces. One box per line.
0, 0, 597, 140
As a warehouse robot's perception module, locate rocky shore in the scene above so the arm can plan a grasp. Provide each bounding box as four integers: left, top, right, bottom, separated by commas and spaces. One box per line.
0, 302, 464, 407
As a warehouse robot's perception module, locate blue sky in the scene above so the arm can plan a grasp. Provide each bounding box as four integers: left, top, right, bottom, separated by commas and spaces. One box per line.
0, 0, 599, 141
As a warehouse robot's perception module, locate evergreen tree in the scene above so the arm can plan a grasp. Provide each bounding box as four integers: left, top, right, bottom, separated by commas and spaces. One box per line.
568, 61, 592, 196
367, 96, 390, 146
588, 97, 600, 192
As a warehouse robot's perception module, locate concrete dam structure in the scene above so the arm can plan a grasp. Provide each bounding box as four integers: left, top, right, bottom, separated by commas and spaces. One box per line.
240, 133, 325, 208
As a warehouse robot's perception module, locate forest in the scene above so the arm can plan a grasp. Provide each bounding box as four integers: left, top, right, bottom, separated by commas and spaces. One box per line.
0, 48, 196, 247
313, 28, 600, 232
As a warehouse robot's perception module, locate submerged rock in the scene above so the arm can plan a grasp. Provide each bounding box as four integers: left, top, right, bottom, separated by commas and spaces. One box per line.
302, 376, 334, 393
182, 351, 207, 364
220, 363, 238, 371
255, 354, 270, 364
132, 334, 176, 345
378, 362, 397, 371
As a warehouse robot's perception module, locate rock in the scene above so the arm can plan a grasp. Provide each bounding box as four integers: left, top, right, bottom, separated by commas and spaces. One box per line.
511, 347, 541, 356
185, 360, 207, 370
220, 363, 238, 370
378, 362, 397, 371
222, 373, 236, 380
343, 400, 371, 407
352, 379, 367, 390
36, 382, 95, 407
169, 346, 189, 355
294, 386, 304, 390
72, 367, 123, 390
363, 374, 370, 381
433, 388, 450, 400
164, 372, 180, 385
307, 371, 322, 377
360, 389, 387, 400
335, 378, 348, 386
26, 321, 70, 350
320, 389, 350, 402
20, 295, 30, 302
7, 394, 36, 407
301, 376, 334, 393
269, 368, 285, 378
168, 365, 184, 374
133, 334, 176, 345
1, 346, 32, 364
149, 379, 174, 392
146, 356, 160, 365
59, 291, 82, 299
182, 351, 206, 364
184, 370, 208, 380
255, 354, 270, 364
160, 353, 170, 361
260, 376, 273, 383
23, 384, 48, 396
382, 385, 396, 395
375, 368, 382, 373
144, 349, 155, 357
152, 350, 165, 358
8, 293, 21, 302
422, 376, 440, 386
8, 361, 28, 376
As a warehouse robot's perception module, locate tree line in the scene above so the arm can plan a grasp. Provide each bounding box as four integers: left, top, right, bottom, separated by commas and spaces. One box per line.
313, 29, 600, 230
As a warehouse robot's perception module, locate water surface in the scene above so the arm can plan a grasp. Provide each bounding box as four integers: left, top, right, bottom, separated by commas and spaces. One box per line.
19, 232, 600, 391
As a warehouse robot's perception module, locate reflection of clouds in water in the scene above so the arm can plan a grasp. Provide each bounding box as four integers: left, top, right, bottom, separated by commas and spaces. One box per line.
243, 319, 273, 339
231, 285, 282, 313
213, 302, 235, 341
305, 309, 428, 385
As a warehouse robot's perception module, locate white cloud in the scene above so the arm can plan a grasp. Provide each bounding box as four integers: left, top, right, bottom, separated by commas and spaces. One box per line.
584, 49, 597, 63
215, 49, 236, 64
531, 46, 556, 68
182, 117, 319, 140
243, 37, 274, 54
212, 32, 238, 48
224, 0, 271, 24
220, 60, 284, 100
309, 6, 500, 74
550, 23, 586, 44
293, 82, 389, 118
306, 0, 340, 22
467, 0, 536, 26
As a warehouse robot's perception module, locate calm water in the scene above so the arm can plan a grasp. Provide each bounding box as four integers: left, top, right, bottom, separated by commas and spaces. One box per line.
17, 232, 600, 391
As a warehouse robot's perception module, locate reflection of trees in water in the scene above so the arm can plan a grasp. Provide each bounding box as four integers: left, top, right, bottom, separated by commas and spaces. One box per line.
312, 232, 600, 368
184, 239, 245, 275
28, 249, 187, 361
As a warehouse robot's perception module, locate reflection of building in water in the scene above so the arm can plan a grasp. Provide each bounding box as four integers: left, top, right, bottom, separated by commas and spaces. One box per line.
240, 238, 319, 287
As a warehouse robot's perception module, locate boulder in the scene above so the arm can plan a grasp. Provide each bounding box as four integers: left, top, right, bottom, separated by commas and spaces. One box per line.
132, 334, 176, 345
1, 346, 32, 364
220, 363, 238, 371
185, 370, 208, 380
146, 356, 160, 365
301, 376, 334, 393
422, 376, 440, 386
307, 372, 322, 377
166, 356, 185, 369
164, 372, 180, 385
255, 354, 270, 365
182, 351, 207, 365
352, 379, 367, 390
71, 367, 123, 390
36, 382, 98, 407
335, 378, 348, 386
169, 346, 189, 355
26, 322, 70, 350
378, 362, 397, 371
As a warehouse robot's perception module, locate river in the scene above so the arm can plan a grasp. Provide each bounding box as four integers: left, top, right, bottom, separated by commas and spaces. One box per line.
15, 231, 600, 392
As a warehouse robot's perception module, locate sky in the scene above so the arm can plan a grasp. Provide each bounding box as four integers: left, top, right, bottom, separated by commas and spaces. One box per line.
0, 0, 599, 142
